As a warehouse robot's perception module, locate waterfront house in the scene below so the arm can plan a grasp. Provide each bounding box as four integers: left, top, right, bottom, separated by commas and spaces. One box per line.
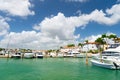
60, 46, 80, 53
82, 42, 98, 52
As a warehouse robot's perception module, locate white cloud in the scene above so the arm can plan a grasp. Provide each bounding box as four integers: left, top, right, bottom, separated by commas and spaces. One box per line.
1, 3, 120, 50
33, 12, 80, 40
84, 34, 101, 42
40, 0, 44, 2
0, 16, 10, 36
84, 32, 116, 44
0, 31, 76, 49
66, 0, 88, 3
76, 10, 82, 15
33, 3, 120, 41
117, 0, 120, 2
0, 0, 35, 17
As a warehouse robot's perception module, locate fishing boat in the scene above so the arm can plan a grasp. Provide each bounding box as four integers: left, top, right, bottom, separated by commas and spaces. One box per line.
24, 52, 34, 59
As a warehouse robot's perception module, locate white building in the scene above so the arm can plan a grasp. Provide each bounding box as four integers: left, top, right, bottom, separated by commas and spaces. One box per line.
82, 42, 98, 52
60, 46, 80, 53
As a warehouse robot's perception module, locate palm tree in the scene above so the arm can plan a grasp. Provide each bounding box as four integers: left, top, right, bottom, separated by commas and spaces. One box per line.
84, 40, 89, 65
108, 34, 118, 43
95, 37, 106, 62
95, 37, 106, 52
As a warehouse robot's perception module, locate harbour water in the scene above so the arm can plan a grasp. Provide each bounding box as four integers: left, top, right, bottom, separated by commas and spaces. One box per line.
0, 58, 119, 80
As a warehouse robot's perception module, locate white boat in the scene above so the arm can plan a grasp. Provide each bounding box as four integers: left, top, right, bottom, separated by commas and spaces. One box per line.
91, 59, 120, 70
24, 52, 34, 59
72, 51, 85, 58
57, 53, 64, 57
50, 52, 57, 57
91, 45, 120, 69
35, 52, 43, 58
63, 52, 74, 57
11, 53, 21, 58
63, 50, 85, 58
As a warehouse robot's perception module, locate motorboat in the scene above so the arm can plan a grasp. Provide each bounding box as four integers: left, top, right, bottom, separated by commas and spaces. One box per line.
91, 59, 120, 70
11, 53, 21, 58
63, 52, 74, 57
24, 52, 34, 59
63, 50, 85, 58
72, 51, 85, 58
91, 45, 120, 69
57, 53, 64, 57
50, 52, 57, 57
35, 52, 43, 58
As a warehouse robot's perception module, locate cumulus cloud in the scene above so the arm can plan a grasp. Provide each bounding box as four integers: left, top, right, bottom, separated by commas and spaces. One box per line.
84, 34, 101, 42
33, 3, 120, 40
40, 0, 45, 2
1, 3, 120, 50
84, 32, 116, 44
66, 0, 88, 3
0, 16, 10, 36
33, 13, 80, 40
31, 3, 120, 49
0, 31, 76, 49
0, 0, 35, 17
117, 0, 120, 2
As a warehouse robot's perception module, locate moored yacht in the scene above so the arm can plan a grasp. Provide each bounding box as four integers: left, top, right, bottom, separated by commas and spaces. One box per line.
24, 52, 34, 59
71, 51, 85, 58
11, 53, 21, 58
35, 52, 43, 58
63, 51, 74, 57
91, 45, 120, 69
91, 59, 120, 70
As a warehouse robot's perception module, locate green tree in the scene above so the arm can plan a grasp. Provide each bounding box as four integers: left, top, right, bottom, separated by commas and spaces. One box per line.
85, 40, 88, 44
67, 44, 75, 47
95, 37, 106, 52
0, 48, 3, 51
102, 34, 107, 38
108, 34, 118, 43
108, 34, 117, 39
47, 49, 52, 53
78, 43, 83, 47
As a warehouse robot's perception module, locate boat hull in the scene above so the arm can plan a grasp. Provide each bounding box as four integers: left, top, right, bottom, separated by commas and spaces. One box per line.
36, 55, 43, 58
91, 59, 120, 70
11, 55, 21, 58
24, 53, 34, 59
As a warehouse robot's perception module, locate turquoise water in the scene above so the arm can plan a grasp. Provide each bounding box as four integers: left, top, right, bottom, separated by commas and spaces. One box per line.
0, 58, 120, 80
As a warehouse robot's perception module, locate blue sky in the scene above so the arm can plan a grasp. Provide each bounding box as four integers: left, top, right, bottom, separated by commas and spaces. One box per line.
0, 0, 120, 50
